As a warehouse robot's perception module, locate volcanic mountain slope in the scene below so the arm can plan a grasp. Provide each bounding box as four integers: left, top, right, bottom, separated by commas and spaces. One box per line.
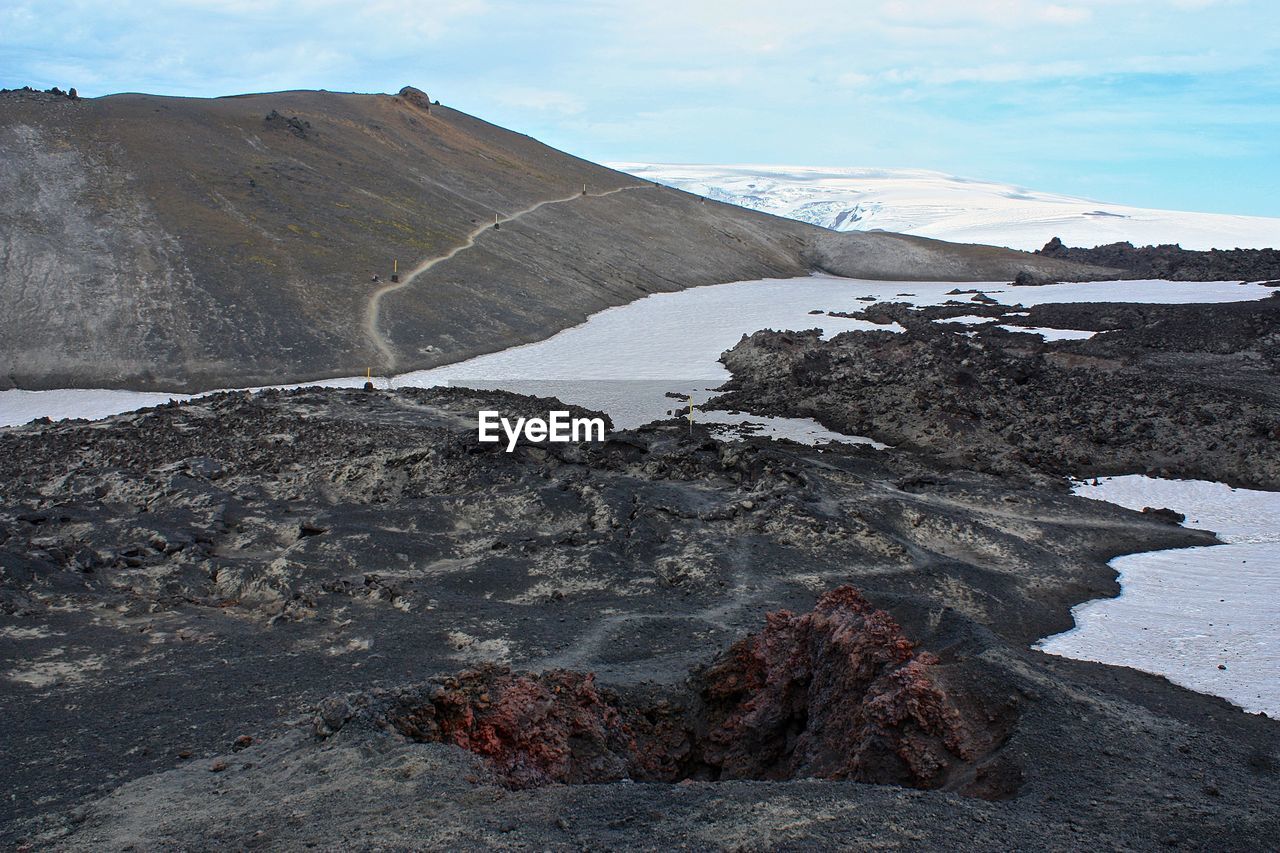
0, 87, 1108, 392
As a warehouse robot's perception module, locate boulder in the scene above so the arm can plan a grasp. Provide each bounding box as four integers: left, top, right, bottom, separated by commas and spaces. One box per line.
398, 86, 432, 111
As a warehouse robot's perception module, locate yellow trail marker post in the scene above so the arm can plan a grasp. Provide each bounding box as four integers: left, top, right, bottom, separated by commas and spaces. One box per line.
390, 258, 399, 283
582, 183, 587, 196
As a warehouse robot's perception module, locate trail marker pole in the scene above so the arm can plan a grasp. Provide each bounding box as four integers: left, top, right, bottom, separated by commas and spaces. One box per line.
391, 258, 399, 283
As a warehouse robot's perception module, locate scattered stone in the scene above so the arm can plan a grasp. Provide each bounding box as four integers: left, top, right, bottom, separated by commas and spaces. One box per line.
1141, 506, 1186, 524
1013, 270, 1056, 287
0, 384, 1271, 849
265, 109, 311, 138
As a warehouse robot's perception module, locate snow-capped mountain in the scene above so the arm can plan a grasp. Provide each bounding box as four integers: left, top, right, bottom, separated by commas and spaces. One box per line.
610, 163, 1279, 252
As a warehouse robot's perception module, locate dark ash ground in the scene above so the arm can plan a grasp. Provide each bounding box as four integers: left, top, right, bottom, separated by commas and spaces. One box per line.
2, 303, 1278, 849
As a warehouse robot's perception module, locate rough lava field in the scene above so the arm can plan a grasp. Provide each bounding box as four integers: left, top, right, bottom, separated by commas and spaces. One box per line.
2, 277, 1279, 849
714, 294, 1280, 489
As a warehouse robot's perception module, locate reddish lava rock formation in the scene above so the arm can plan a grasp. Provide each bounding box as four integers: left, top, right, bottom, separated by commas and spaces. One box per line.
385, 668, 637, 788
695, 586, 985, 788
315, 587, 1014, 794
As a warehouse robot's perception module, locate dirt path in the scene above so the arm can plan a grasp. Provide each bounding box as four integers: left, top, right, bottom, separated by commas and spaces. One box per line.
365, 184, 650, 370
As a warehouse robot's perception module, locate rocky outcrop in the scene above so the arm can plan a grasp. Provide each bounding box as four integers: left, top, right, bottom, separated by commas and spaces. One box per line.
319, 666, 639, 788
1037, 236, 1280, 280
714, 297, 1280, 488
263, 109, 310, 138
397, 85, 432, 111
695, 586, 988, 788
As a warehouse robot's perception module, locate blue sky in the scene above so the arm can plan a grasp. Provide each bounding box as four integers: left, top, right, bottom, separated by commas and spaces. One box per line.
3, 0, 1278, 216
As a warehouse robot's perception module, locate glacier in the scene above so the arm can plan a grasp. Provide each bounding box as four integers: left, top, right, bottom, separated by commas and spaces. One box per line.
612, 163, 1280, 252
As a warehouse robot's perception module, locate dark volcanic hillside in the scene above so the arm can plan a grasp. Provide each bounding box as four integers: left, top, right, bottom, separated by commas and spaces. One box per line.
0, 87, 1109, 391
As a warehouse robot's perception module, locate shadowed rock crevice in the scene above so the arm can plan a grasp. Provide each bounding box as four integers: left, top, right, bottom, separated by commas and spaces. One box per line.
314, 586, 1019, 797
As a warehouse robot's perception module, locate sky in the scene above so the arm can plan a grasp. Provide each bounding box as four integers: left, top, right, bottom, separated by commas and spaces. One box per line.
2, 0, 1278, 217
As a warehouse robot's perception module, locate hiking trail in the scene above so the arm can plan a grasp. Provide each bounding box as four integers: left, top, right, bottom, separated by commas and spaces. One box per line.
365, 184, 651, 370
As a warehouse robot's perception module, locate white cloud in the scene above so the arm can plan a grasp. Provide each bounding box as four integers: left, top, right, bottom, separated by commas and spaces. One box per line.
1041, 4, 1093, 23
836, 72, 873, 88
880, 0, 1090, 27
493, 87, 585, 115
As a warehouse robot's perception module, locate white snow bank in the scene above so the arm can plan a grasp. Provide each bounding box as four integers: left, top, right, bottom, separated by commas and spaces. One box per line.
704, 412, 881, 447
1038, 476, 1280, 717
0, 388, 196, 426
997, 325, 1097, 340
936, 315, 997, 325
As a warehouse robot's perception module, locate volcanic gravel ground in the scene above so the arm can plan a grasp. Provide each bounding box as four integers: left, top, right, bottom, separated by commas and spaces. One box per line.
0, 385, 1275, 849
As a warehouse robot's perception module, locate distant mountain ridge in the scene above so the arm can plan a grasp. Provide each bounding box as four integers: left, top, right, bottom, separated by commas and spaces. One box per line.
612, 163, 1279, 252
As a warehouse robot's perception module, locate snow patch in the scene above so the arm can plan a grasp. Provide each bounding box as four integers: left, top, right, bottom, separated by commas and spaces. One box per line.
1038, 476, 1280, 717
937, 315, 998, 325
997, 325, 1097, 340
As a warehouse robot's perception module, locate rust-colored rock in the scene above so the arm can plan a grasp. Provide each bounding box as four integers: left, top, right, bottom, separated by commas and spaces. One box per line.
316, 586, 1015, 794
385, 667, 638, 788
695, 586, 983, 788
